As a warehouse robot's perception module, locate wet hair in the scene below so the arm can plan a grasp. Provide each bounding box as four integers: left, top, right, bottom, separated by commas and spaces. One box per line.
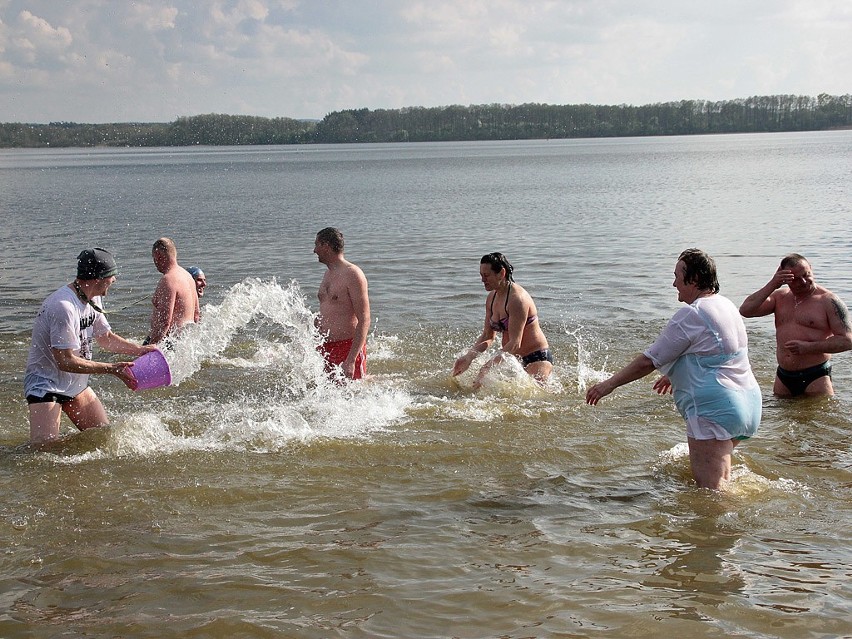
480, 252, 514, 282
780, 253, 809, 270
316, 227, 344, 253
678, 248, 719, 293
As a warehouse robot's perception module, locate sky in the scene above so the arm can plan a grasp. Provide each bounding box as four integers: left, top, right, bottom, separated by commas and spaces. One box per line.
1, 0, 849, 123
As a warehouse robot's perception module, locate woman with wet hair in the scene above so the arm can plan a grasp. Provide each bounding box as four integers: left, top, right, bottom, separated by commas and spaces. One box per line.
586, 248, 761, 490
452, 252, 553, 387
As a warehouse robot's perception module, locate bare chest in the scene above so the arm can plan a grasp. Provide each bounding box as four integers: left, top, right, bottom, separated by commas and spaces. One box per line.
318, 276, 348, 304
777, 298, 829, 332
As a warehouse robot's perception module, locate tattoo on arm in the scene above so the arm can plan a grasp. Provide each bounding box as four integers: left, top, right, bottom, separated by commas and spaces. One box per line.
831, 297, 852, 331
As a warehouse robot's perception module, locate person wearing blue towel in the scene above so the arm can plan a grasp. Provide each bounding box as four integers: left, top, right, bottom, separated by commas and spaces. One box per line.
23, 248, 156, 445
586, 249, 762, 490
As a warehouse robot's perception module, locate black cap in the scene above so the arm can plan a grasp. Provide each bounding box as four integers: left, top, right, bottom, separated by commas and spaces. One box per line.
77, 248, 118, 280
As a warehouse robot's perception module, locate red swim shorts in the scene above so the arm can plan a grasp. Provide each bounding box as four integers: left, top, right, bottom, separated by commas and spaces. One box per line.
318, 339, 367, 380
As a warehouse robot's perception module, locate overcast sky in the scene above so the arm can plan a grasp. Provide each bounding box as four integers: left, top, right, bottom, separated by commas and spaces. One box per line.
1, 0, 849, 123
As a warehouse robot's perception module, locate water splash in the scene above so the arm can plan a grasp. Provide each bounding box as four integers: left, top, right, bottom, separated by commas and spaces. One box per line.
571, 325, 610, 393
162, 277, 324, 386
47, 278, 413, 462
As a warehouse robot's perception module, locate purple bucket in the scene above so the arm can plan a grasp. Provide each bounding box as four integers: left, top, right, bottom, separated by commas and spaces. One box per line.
129, 349, 172, 391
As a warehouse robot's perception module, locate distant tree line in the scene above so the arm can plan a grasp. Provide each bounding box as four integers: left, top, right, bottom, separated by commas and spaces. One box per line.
0, 114, 311, 148
1, 94, 850, 148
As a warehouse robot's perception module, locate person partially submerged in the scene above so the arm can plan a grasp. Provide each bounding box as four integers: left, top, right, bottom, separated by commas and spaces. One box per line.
146, 237, 200, 345
452, 252, 553, 388
739, 253, 852, 397
314, 227, 371, 380
23, 248, 157, 444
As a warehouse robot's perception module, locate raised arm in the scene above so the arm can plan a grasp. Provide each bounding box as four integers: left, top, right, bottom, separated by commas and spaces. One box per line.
740, 266, 790, 317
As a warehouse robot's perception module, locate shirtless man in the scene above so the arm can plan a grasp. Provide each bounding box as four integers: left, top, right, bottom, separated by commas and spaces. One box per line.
147, 238, 200, 345
314, 227, 370, 379
740, 254, 852, 397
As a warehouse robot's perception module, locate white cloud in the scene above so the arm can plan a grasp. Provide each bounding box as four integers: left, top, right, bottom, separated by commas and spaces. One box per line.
0, 0, 848, 123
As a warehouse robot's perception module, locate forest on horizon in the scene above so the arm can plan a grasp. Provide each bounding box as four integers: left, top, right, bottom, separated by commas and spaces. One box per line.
1, 93, 850, 148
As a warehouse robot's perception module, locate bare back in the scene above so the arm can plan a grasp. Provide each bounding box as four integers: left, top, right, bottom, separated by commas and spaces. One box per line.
150, 267, 199, 342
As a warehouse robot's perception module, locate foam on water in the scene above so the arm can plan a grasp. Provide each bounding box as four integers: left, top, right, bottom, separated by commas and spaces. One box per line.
48, 278, 413, 462
653, 442, 810, 497
162, 277, 324, 386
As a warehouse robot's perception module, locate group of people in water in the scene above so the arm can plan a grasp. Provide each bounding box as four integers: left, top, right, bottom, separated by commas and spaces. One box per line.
22, 228, 852, 490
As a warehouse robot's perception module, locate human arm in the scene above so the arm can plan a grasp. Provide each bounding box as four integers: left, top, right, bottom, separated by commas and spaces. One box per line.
585, 354, 657, 405
739, 267, 791, 317
342, 269, 370, 379
499, 288, 531, 356
452, 298, 497, 377
148, 281, 176, 344
96, 331, 159, 357
51, 346, 139, 389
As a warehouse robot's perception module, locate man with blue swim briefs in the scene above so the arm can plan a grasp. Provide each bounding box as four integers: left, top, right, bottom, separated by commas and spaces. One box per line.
740, 254, 852, 397
586, 249, 761, 490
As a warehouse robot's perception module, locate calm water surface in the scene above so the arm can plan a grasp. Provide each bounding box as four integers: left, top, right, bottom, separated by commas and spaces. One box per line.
0, 133, 851, 638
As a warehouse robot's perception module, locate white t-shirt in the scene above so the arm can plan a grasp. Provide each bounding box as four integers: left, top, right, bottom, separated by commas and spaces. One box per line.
24, 285, 112, 398
645, 294, 757, 393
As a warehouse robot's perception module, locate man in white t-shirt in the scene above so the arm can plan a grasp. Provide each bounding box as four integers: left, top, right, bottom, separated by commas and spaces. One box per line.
24, 248, 156, 445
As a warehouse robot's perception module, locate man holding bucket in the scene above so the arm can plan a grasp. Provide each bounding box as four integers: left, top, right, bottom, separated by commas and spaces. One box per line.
23, 248, 157, 445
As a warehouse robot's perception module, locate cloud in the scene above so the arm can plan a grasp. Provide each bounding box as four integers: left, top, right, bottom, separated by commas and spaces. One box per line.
0, 0, 849, 123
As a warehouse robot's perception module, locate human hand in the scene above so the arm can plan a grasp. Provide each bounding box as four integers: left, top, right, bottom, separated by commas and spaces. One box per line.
784, 340, 809, 355
585, 380, 614, 405
342, 357, 357, 379
452, 351, 474, 376
113, 362, 138, 390
652, 375, 673, 395
771, 267, 795, 289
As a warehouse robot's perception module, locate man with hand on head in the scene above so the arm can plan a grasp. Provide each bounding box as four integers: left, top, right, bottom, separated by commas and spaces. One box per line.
24, 248, 157, 445
740, 253, 852, 397
146, 237, 200, 345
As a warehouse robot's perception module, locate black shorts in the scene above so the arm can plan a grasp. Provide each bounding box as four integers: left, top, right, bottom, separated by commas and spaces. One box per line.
776, 361, 832, 396
26, 391, 77, 405
521, 348, 554, 367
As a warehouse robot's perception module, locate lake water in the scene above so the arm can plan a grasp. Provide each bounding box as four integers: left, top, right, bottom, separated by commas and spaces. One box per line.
1, 132, 851, 638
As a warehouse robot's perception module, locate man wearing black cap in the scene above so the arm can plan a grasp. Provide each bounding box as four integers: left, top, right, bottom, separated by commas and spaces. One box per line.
23, 248, 156, 445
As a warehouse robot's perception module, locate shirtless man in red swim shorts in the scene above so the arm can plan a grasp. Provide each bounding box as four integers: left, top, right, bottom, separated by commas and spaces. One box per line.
314, 227, 370, 380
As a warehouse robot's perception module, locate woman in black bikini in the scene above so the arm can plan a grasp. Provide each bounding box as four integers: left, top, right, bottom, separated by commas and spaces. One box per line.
452, 252, 553, 387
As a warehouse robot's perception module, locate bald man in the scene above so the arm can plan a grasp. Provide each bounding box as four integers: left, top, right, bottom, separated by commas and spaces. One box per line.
146, 238, 200, 344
